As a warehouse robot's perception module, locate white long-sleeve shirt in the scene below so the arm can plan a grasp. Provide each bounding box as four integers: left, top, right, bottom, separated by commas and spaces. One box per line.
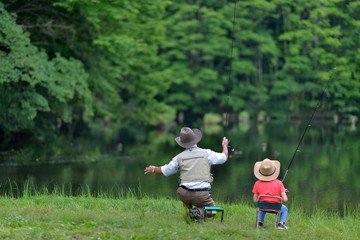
161, 145, 227, 189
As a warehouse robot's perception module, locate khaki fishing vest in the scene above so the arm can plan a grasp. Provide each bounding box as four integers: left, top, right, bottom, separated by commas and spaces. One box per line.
177, 148, 213, 184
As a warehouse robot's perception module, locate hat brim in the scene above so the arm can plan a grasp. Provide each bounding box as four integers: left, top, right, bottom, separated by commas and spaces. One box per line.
175, 128, 202, 148
254, 159, 280, 181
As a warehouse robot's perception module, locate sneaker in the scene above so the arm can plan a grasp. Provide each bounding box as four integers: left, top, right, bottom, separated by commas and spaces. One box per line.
190, 208, 203, 221
257, 221, 263, 227
277, 222, 289, 230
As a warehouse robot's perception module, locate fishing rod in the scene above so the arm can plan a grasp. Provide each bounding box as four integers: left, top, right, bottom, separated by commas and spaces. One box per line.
224, 1, 238, 157
281, 88, 327, 183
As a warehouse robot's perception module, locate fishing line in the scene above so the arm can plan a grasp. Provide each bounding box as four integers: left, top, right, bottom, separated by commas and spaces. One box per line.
224, 1, 238, 138
281, 88, 327, 183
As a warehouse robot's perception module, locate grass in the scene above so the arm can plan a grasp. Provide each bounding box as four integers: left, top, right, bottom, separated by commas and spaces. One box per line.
0, 185, 359, 239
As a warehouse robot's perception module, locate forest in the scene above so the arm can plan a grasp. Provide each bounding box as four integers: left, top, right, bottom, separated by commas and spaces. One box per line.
1, 0, 359, 147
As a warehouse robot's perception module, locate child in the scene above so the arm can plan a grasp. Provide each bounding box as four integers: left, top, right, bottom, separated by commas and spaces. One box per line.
252, 158, 289, 229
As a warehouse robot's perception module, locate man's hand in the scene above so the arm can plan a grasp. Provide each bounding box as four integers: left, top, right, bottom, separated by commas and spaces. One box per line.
222, 137, 230, 158
144, 165, 156, 174
222, 137, 229, 148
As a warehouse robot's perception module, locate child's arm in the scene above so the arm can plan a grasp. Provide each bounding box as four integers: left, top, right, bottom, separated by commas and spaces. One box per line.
281, 191, 288, 202
253, 194, 259, 203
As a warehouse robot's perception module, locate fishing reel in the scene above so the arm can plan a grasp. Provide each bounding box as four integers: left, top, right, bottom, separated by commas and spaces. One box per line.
228, 145, 235, 159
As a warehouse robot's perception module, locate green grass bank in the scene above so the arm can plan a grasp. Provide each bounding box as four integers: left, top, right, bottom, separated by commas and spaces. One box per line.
0, 194, 359, 239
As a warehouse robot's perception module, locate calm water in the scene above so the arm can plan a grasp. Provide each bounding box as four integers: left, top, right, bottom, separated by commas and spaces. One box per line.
0, 120, 359, 215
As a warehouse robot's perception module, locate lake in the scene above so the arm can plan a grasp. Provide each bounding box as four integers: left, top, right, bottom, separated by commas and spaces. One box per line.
0, 120, 359, 215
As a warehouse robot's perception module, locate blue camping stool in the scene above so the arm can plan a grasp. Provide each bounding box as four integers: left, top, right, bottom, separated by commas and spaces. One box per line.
203, 206, 224, 223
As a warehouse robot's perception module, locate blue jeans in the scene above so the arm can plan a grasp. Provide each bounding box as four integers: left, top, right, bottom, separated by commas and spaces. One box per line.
258, 204, 288, 223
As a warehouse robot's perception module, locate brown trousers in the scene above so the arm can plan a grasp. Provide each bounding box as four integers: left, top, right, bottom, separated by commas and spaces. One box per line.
177, 187, 215, 211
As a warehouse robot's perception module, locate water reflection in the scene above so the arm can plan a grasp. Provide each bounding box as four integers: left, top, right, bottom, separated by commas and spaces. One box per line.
0, 121, 359, 215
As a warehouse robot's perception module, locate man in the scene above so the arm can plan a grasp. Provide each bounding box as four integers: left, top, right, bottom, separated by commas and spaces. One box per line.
144, 127, 230, 220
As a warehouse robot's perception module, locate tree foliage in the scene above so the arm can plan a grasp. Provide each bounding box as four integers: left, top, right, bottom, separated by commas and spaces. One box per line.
54, 0, 174, 129
0, 0, 359, 143
0, 2, 92, 136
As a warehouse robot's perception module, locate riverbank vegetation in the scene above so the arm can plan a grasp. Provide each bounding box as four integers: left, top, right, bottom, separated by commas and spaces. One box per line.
0, 191, 359, 239
1, 0, 359, 146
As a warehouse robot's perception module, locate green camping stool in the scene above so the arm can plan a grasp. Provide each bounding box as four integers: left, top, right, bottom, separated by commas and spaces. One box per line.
203, 206, 224, 223
255, 195, 282, 228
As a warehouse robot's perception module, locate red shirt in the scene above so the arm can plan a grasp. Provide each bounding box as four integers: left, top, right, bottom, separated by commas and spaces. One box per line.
252, 179, 285, 203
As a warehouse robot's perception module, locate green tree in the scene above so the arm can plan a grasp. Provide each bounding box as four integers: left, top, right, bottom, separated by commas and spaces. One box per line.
1, 0, 359, 145
0, 2, 93, 138
55, 0, 174, 131
273, 0, 357, 117
157, 2, 234, 122
327, 0, 360, 118
228, 0, 279, 117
